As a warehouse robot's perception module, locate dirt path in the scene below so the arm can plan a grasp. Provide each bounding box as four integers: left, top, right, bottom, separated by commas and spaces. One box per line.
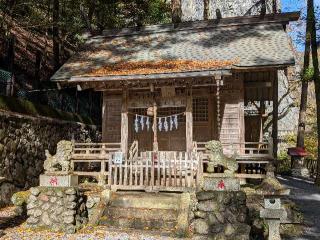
278, 176, 320, 240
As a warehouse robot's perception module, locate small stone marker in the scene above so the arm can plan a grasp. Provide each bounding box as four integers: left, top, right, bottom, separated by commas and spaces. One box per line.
40, 174, 78, 187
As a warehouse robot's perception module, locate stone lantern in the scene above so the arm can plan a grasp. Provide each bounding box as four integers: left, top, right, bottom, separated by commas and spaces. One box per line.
257, 177, 290, 240
260, 195, 287, 240
287, 147, 309, 178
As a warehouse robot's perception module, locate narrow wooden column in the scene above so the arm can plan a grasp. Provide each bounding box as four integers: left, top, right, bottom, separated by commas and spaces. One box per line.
272, 71, 279, 161
151, 84, 158, 152
153, 103, 158, 152
102, 92, 108, 142
121, 88, 129, 158
186, 86, 193, 153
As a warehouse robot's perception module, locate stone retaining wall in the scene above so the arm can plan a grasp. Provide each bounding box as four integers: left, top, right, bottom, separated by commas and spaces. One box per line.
26, 187, 87, 233
0, 111, 100, 205
190, 191, 251, 240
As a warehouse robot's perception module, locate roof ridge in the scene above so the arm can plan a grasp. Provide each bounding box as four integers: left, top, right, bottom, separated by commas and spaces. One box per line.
100, 12, 299, 38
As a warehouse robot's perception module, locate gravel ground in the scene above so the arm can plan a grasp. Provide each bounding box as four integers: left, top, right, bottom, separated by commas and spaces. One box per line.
0, 206, 185, 240
278, 176, 320, 240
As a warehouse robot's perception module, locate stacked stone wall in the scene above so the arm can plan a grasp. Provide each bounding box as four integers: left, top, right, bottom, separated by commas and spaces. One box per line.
0, 111, 100, 205
190, 191, 251, 240
26, 187, 87, 233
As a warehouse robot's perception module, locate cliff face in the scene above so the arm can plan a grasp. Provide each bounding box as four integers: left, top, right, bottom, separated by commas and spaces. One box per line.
181, 0, 281, 21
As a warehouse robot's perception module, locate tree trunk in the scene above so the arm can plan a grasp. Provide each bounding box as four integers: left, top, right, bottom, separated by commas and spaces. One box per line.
171, 0, 182, 24
309, 0, 320, 186
297, 5, 312, 148
204, 0, 209, 20
53, 0, 60, 71
272, 0, 277, 13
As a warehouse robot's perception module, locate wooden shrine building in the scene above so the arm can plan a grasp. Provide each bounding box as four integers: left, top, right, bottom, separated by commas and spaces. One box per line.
50, 12, 299, 186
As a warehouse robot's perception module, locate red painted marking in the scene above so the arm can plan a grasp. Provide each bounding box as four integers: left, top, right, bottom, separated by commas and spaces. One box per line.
49, 176, 58, 186
217, 180, 225, 190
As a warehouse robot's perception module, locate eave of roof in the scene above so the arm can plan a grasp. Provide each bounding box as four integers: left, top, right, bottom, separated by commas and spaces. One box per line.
69, 69, 232, 83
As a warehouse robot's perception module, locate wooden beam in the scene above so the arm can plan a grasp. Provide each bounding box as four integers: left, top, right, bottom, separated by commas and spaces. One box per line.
102, 92, 108, 142
186, 85, 193, 152
121, 88, 129, 157
68, 70, 231, 83
272, 71, 278, 162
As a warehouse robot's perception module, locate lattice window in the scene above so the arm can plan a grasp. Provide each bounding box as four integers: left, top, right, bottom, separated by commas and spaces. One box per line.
193, 98, 208, 122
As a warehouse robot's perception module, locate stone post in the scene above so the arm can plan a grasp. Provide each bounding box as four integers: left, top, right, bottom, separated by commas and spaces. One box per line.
260, 197, 287, 240
26, 187, 88, 233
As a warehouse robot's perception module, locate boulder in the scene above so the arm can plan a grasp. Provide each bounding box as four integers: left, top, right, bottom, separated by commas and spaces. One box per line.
41, 212, 52, 226
198, 200, 219, 212
191, 219, 210, 235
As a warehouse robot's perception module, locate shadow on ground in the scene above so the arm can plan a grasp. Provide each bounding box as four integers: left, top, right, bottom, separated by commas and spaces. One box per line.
278, 176, 320, 240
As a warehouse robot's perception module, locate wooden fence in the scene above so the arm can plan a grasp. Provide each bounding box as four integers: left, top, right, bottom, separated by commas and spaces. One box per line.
108, 151, 202, 192
194, 140, 273, 161
70, 143, 202, 191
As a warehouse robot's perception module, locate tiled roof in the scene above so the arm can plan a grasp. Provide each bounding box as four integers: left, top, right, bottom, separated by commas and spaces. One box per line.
51, 22, 295, 82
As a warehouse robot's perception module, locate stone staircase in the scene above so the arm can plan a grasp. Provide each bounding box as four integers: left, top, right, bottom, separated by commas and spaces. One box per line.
99, 192, 189, 234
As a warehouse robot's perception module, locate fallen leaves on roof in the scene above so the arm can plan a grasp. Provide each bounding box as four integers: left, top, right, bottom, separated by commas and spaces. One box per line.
88, 59, 236, 76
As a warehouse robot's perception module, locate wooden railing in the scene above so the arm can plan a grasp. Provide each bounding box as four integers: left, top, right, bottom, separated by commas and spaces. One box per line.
194, 139, 273, 161
108, 151, 202, 192
70, 142, 121, 184
193, 140, 273, 180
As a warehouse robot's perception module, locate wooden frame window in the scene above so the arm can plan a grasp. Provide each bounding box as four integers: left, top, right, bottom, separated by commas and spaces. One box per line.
193, 98, 208, 122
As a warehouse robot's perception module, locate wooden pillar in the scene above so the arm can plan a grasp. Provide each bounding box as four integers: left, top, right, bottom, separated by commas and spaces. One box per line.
272, 71, 278, 161
186, 85, 193, 152
102, 92, 108, 142
121, 88, 129, 157
151, 84, 158, 152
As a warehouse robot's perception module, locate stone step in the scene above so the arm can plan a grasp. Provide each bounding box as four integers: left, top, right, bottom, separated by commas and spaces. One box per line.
99, 216, 177, 231
105, 206, 179, 222
109, 192, 181, 210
